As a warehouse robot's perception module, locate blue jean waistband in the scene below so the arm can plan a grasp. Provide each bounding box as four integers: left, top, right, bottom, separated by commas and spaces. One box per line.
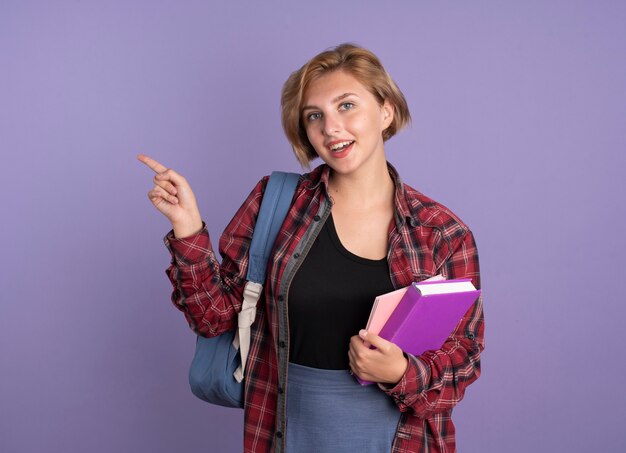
287, 362, 357, 389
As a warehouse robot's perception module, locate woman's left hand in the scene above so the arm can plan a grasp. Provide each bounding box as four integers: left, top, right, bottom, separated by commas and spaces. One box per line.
348, 330, 409, 385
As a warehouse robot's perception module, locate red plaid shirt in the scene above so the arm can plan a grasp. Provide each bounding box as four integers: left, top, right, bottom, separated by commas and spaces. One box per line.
165, 163, 483, 453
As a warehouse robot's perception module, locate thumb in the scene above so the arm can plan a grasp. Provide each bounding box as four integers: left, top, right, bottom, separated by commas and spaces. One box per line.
358, 330, 392, 353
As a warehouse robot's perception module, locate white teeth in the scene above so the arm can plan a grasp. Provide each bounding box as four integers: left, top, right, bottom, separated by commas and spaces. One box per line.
329, 141, 353, 151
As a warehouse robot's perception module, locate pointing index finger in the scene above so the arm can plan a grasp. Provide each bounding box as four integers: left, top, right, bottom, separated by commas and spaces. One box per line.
137, 154, 168, 174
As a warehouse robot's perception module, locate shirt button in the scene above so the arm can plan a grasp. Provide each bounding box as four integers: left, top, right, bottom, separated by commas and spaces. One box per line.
278, 295, 284, 301
276, 431, 283, 439
278, 387, 284, 394
293, 253, 300, 259
313, 215, 321, 221
279, 341, 286, 348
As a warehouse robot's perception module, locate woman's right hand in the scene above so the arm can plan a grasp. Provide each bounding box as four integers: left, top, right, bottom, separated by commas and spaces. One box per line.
137, 154, 204, 238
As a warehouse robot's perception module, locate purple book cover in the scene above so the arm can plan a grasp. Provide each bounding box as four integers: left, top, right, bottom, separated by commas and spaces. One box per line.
378, 278, 481, 357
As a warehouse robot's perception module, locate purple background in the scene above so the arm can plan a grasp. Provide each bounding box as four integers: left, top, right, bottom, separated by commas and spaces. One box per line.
2, 1, 625, 452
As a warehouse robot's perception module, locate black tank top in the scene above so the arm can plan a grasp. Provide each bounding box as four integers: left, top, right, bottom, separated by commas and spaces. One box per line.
288, 214, 395, 369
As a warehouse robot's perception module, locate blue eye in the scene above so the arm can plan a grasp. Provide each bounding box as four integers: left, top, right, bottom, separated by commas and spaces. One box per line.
306, 112, 322, 122
339, 102, 354, 110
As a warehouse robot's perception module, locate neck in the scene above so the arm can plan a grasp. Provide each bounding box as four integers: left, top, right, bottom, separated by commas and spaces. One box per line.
327, 161, 395, 208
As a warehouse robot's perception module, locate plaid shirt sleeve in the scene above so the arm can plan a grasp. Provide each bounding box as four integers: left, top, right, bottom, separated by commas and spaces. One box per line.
163, 177, 267, 337
382, 230, 483, 419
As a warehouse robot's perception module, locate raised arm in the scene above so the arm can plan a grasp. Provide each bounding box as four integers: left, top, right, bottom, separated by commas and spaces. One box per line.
139, 154, 265, 336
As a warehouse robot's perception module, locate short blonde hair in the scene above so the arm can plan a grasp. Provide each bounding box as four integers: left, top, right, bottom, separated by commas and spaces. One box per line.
281, 43, 411, 167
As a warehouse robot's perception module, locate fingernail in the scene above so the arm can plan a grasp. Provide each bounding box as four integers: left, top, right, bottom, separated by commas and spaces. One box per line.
359, 329, 368, 338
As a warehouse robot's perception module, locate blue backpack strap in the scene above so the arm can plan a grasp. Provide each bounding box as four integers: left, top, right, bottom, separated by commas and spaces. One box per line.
233, 171, 299, 384
246, 171, 300, 284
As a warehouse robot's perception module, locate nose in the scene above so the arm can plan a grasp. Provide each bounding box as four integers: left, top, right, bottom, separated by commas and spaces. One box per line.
322, 112, 342, 136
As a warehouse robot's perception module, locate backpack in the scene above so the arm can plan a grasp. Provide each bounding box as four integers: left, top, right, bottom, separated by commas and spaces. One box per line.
188, 171, 300, 407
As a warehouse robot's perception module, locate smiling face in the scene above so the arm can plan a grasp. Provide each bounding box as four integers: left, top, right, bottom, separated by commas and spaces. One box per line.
301, 70, 394, 177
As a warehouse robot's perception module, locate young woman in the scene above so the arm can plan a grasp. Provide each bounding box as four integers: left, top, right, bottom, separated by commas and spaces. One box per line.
139, 44, 483, 453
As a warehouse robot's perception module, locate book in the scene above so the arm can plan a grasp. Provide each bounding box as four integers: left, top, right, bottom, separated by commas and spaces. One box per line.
365, 275, 445, 336
357, 277, 480, 385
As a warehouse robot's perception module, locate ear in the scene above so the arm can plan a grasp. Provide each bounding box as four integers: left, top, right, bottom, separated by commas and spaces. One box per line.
381, 100, 394, 130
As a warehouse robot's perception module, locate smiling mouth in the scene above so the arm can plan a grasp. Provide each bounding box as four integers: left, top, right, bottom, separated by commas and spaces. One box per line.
329, 140, 355, 152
